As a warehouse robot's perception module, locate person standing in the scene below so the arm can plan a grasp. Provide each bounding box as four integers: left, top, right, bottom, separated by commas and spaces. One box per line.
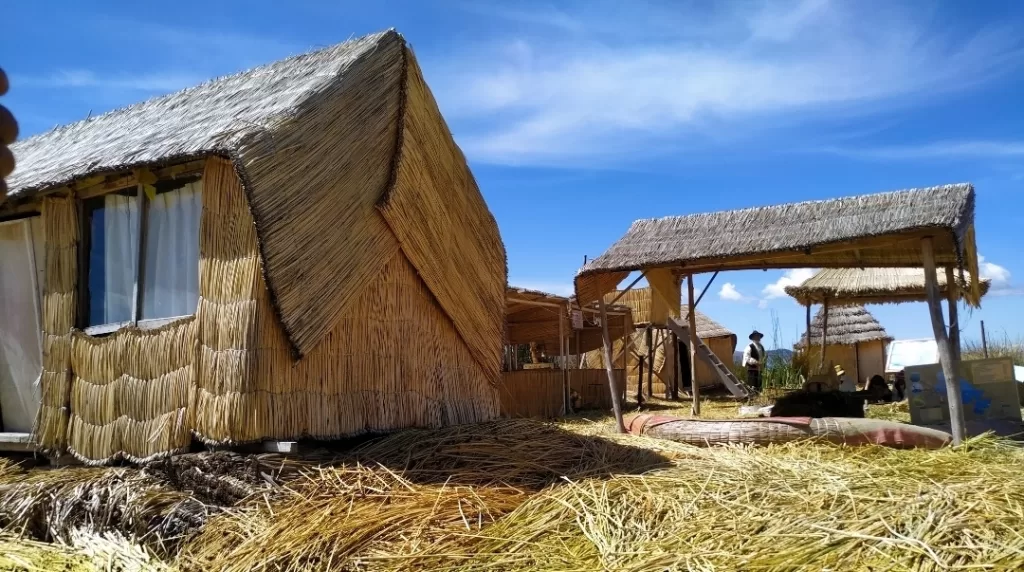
742, 330, 766, 392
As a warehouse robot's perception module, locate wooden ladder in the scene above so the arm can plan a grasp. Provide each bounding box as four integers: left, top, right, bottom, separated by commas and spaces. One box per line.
668, 317, 750, 399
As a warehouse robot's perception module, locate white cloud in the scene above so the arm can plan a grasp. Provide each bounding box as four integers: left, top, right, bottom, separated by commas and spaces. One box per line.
762, 268, 818, 301
976, 254, 1022, 296
820, 140, 1024, 161
719, 282, 749, 302
431, 1, 1023, 166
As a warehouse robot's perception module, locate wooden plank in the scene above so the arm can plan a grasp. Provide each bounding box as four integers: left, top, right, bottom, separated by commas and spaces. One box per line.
819, 297, 829, 372
922, 237, 966, 445
687, 274, 700, 415
559, 308, 566, 416
599, 297, 627, 433
0, 432, 34, 452
945, 267, 961, 362
645, 326, 654, 397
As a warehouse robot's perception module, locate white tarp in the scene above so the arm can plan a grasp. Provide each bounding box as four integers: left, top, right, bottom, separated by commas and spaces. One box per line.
886, 339, 938, 373
1015, 366, 1024, 383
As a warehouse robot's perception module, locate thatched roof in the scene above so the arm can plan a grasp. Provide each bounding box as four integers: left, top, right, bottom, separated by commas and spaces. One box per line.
6, 30, 508, 376
785, 268, 991, 306
603, 287, 734, 340
795, 305, 892, 348
575, 184, 980, 308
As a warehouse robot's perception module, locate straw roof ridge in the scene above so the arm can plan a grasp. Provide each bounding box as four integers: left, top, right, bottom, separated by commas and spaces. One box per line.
578, 184, 974, 278
784, 267, 991, 306
795, 304, 893, 348
8, 29, 397, 198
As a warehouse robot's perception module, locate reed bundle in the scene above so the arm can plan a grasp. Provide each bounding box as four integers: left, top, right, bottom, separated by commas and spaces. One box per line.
0, 530, 171, 572
35, 196, 79, 453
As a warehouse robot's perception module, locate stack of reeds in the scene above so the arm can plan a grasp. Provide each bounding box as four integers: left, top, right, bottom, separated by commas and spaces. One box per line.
35, 196, 79, 453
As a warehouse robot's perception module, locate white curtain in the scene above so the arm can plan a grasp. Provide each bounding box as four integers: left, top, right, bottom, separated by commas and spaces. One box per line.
90, 193, 139, 326
0, 219, 43, 432
141, 181, 202, 320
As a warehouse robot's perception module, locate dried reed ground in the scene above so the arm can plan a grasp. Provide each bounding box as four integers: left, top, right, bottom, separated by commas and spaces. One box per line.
2, 404, 1024, 571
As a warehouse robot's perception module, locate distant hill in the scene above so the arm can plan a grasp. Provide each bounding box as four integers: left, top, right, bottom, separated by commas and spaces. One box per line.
733, 348, 793, 366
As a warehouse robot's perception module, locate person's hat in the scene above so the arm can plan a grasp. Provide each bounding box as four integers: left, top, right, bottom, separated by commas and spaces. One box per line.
834, 364, 846, 376
749, 330, 764, 340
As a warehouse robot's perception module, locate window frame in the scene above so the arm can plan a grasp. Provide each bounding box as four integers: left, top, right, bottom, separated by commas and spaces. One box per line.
79, 176, 202, 335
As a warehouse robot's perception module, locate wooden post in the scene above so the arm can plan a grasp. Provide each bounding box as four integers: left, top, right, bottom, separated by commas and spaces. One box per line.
981, 320, 989, 358
670, 331, 679, 400
945, 267, 961, 363
819, 297, 830, 373
637, 356, 645, 404
922, 237, 966, 445
687, 274, 700, 415
805, 303, 812, 364
599, 297, 627, 433
645, 326, 654, 398
559, 308, 566, 416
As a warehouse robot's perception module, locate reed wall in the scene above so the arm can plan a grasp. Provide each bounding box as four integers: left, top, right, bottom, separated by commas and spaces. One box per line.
35, 196, 78, 452
67, 319, 196, 463
194, 157, 500, 444
498, 370, 564, 419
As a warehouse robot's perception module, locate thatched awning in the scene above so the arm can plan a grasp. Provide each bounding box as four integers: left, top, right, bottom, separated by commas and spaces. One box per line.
795, 305, 892, 348
575, 184, 980, 308
785, 268, 991, 307
506, 286, 633, 352
6, 30, 508, 374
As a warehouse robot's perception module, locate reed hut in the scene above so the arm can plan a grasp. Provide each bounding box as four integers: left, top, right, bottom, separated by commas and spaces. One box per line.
0, 30, 506, 463
582, 287, 737, 396
794, 305, 893, 386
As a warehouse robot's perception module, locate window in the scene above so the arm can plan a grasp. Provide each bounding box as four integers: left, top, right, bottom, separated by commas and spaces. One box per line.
0, 216, 44, 432
83, 179, 202, 333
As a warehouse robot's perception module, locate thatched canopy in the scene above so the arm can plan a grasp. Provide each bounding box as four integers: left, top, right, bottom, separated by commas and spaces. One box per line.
795, 305, 893, 348
505, 286, 633, 353
785, 268, 991, 307
603, 287, 735, 341
575, 184, 980, 308
5, 30, 507, 372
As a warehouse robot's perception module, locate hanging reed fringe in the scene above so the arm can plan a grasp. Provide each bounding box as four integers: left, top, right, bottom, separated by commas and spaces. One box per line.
34, 196, 79, 453
67, 318, 198, 464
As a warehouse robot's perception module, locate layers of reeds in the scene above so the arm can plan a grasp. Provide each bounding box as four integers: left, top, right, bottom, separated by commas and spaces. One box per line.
35, 196, 79, 453
194, 157, 500, 445
67, 318, 197, 464
378, 47, 507, 384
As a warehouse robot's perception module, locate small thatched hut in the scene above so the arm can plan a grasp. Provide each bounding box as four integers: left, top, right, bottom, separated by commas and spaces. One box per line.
795, 305, 893, 386
784, 268, 990, 307
0, 30, 506, 463
582, 287, 737, 395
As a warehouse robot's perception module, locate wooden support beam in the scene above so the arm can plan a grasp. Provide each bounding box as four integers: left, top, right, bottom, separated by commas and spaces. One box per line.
645, 326, 654, 398
693, 270, 719, 309
687, 274, 700, 415
922, 237, 966, 445
599, 297, 627, 433
945, 267, 961, 363
819, 297, 829, 373
559, 308, 567, 416
805, 303, 812, 364
606, 272, 646, 307
637, 356, 645, 404
981, 320, 989, 358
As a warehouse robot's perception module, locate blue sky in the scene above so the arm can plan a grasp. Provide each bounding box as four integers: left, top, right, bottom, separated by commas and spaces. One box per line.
5, 0, 1024, 350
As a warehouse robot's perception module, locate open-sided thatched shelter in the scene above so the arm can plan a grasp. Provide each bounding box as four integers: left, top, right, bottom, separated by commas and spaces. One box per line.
794, 305, 893, 386
575, 183, 980, 441
784, 268, 990, 307
0, 30, 506, 463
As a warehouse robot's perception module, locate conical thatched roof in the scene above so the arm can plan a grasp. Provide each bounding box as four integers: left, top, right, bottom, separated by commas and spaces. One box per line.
795, 305, 892, 348
5, 30, 508, 374
785, 268, 990, 306
574, 184, 980, 308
